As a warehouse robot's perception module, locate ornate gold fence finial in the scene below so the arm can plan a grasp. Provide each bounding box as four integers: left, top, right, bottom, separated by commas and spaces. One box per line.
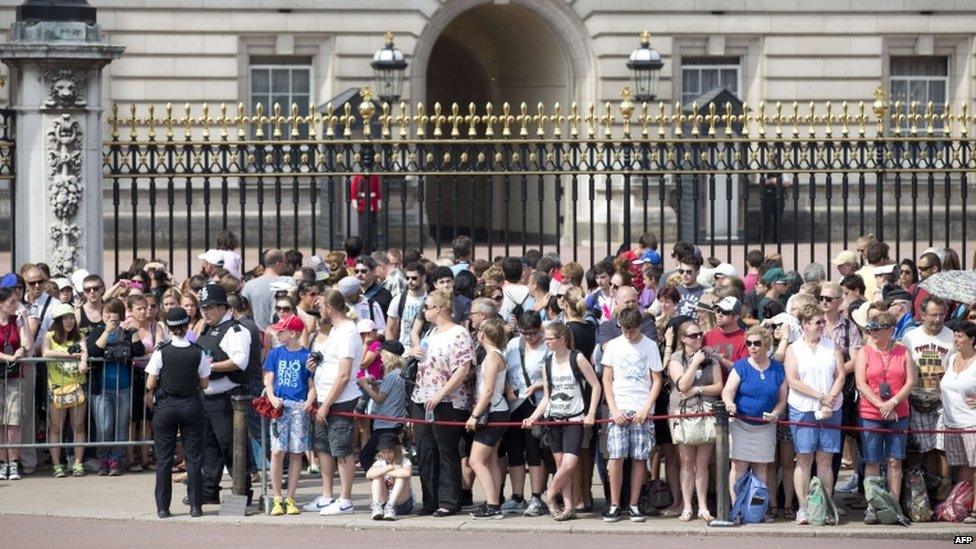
601, 101, 614, 139
166, 103, 176, 140
235, 102, 246, 140
183, 103, 193, 140
413, 103, 427, 138
109, 103, 120, 140
619, 87, 634, 138
501, 102, 513, 137
148, 104, 159, 140
637, 100, 650, 138
567, 102, 580, 138
924, 101, 936, 136
289, 103, 301, 138
395, 102, 409, 138
689, 102, 700, 137
960, 102, 969, 137
432, 102, 445, 137
909, 100, 919, 135
790, 101, 800, 138
517, 102, 530, 137
217, 103, 229, 140
323, 102, 337, 138
342, 102, 353, 137
655, 101, 667, 138
271, 103, 284, 139
584, 103, 596, 138
756, 101, 766, 137
129, 104, 138, 140
201, 103, 212, 140
379, 102, 392, 138
672, 102, 684, 137
359, 87, 376, 138
722, 102, 735, 137
465, 103, 480, 137
448, 103, 462, 137
706, 102, 718, 137
483, 102, 497, 137
551, 103, 564, 137
534, 102, 547, 137
872, 86, 887, 135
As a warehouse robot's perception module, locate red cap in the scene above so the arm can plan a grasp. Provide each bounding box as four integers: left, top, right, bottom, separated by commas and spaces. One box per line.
270, 314, 306, 333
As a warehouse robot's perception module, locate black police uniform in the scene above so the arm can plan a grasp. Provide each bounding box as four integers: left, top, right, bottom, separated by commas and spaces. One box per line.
152, 341, 206, 513
196, 317, 252, 502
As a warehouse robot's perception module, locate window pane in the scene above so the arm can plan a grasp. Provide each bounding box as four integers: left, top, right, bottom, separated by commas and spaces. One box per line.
291, 69, 310, 94
721, 69, 737, 93
890, 79, 908, 104
251, 69, 269, 94
928, 80, 946, 105
272, 69, 290, 93
272, 94, 290, 112
909, 80, 927, 104
293, 95, 310, 112
701, 69, 719, 93
683, 69, 699, 96
891, 56, 948, 77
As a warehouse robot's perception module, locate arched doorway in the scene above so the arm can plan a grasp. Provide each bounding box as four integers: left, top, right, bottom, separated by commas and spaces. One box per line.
416, 1, 593, 252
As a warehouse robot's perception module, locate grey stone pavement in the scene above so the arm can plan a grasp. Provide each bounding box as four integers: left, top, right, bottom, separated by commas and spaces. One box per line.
0, 466, 971, 541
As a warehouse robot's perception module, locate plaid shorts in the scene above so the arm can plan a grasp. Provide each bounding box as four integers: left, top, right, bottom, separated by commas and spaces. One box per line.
908, 407, 942, 454
944, 431, 976, 467
270, 400, 311, 454
606, 412, 655, 460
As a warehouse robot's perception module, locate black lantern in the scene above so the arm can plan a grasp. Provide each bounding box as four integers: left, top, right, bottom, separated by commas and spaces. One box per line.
627, 30, 664, 103
371, 31, 408, 105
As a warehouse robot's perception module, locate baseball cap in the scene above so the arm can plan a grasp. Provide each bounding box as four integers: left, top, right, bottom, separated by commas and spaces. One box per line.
271, 314, 306, 333
637, 249, 662, 266
715, 296, 742, 315
873, 264, 897, 277
762, 267, 788, 285
51, 302, 75, 320
52, 277, 72, 291
850, 301, 871, 329
357, 319, 376, 333
198, 249, 225, 267
337, 276, 360, 297
713, 263, 737, 278
0, 273, 17, 288
70, 269, 90, 293
830, 250, 859, 266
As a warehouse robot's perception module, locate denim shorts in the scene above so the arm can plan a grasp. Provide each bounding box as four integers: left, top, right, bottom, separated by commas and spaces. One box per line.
860, 416, 909, 463
789, 406, 842, 454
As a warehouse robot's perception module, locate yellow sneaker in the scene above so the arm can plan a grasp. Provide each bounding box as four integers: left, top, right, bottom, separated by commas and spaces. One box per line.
270, 497, 285, 516
285, 498, 301, 515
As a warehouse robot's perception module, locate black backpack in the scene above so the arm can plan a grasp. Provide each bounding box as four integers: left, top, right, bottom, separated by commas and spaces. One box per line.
543, 350, 592, 418
507, 290, 531, 325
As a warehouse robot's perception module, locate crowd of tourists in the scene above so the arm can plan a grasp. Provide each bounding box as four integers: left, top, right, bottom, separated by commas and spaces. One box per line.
1, 230, 976, 524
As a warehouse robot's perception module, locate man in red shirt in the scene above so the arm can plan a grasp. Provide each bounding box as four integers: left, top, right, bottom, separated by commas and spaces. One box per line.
703, 296, 747, 374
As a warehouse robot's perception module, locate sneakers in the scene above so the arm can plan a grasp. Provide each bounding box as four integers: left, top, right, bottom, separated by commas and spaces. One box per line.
285, 498, 301, 515
72, 462, 85, 477
603, 505, 622, 523
371, 502, 385, 520
320, 498, 354, 516
626, 505, 645, 523
271, 497, 285, 516
7, 460, 20, 480
383, 502, 397, 521
836, 473, 859, 494
108, 459, 121, 476
863, 507, 879, 525
795, 508, 809, 525
471, 504, 504, 520
523, 496, 547, 517
302, 495, 335, 512
307, 463, 320, 475
500, 497, 528, 516
53, 464, 67, 478
0, 461, 7, 480
97, 460, 110, 476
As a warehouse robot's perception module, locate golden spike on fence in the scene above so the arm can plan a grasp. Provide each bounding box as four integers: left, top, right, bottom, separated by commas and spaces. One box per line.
872, 86, 888, 136
584, 103, 596, 138
721, 102, 734, 137
129, 104, 138, 140
165, 103, 175, 140
413, 103, 427, 138
672, 102, 684, 137
908, 100, 919, 135
465, 103, 479, 137
856, 101, 867, 136
655, 102, 667, 138
109, 103, 120, 140
619, 87, 634, 138
147, 104, 158, 140
201, 103, 211, 140
805, 102, 816, 137
396, 102, 408, 138
379, 102, 392, 138
253, 103, 266, 139
448, 103, 462, 137
601, 102, 614, 139
272, 103, 284, 138
432, 102, 445, 137
484, 102, 497, 137
216, 103, 229, 140
235, 102, 246, 140
322, 102, 335, 138
960, 103, 969, 136
517, 102, 530, 137
706, 103, 718, 137
183, 103, 193, 140
534, 102, 547, 137
789, 101, 799, 138
941, 102, 952, 137
738, 104, 750, 138
772, 102, 784, 137
342, 103, 354, 137
892, 101, 904, 136
500, 102, 513, 137
637, 101, 650, 138
288, 103, 301, 138
567, 102, 581, 138
689, 102, 701, 137
924, 101, 936, 136
840, 102, 850, 137
307, 102, 319, 139
822, 102, 832, 138
552, 103, 564, 137
359, 87, 376, 139
756, 101, 767, 137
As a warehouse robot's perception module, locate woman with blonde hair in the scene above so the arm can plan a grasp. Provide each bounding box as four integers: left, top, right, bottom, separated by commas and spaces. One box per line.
357, 340, 408, 471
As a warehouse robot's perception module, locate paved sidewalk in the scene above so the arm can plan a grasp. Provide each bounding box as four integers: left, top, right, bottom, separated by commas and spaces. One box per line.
0, 470, 968, 540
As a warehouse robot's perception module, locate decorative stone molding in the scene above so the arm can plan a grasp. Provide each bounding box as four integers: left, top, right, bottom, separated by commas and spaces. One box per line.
47, 113, 83, 273
43, 68, 87, 109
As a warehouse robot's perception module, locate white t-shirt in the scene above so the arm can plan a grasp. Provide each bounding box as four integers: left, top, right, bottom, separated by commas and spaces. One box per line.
387, 292, 426, 349
941, 353, 976, 428
902, 326, 954, 393
312, 320, 363, 404
601, 334, 662, 411
351, 297, 386, 332
499, 284, 531, 322
787, 337, 842, 412
504, 337, 548, 406
371, 457, 414, 498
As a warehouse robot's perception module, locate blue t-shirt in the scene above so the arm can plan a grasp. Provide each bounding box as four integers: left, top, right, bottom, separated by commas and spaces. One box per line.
731, 358, 785, 424
102, 331, 132, 391
262, 345, 312, 402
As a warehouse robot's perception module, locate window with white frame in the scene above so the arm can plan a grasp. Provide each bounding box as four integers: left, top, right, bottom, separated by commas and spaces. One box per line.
249, 57, 312, 138
889, 56, 948, 130
681, 57, 740, 105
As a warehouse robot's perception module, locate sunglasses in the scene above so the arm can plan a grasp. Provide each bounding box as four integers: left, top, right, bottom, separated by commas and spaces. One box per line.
683, 332, 704, 339
556, 293, 566, 298
275, 306, 293, 312
543, 336, 560, 342
354, 269, 370, 274
423, 304, 439, 310
406, 275, 421, 281
678, 269, 695, 275
745, 340, 764, 347
918, 265, 935, 272
811, 319, 826, 326
866, 323, 894, 331
492, 295, 503, 302
818, 295, 838, 302
520, 330, 540, 337
26, 279, 45, 286
83, 286, 103, 293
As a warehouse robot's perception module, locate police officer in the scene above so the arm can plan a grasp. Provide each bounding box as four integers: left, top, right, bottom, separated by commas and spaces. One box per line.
146, 308, 210, 518
194, 284, 253, 505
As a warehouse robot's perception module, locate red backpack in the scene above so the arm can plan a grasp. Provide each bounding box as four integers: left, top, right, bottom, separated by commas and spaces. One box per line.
936, 480, 974, 522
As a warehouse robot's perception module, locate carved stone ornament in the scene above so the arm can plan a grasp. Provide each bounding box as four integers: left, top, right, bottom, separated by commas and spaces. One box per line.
46, 113, 84, 273
43, 69, 87, 109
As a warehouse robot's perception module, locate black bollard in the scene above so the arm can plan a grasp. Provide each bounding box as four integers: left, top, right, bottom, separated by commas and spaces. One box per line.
710, 401, 735, 527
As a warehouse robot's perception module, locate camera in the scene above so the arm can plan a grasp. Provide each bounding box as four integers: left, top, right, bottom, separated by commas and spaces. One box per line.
309, 351, 324, 365
67, 343, 82, 354
879, 381, 892, 400
104, 342, 132, 362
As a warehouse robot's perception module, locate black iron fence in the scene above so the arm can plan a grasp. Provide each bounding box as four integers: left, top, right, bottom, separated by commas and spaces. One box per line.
96, 87, 974, 276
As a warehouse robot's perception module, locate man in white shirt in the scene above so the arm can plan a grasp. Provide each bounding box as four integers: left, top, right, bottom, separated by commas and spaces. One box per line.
21, 266, 60, 471
337, 276, 385, 332
499, 257, 531, 324
385, 263, 426, 350
601, 306, 663, 523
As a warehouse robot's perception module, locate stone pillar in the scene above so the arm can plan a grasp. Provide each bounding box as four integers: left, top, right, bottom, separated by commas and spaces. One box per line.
0, 1, 123, 273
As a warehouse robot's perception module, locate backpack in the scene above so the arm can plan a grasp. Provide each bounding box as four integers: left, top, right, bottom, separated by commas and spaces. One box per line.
508, 290, 531, 325
806, 477, 840, 526
543, 350, 592, 418
935, 480, 974, 522
638, 478, 673, 515
901, 466, 933, 522
729, 469, 770, 525
864, 476, 911, 526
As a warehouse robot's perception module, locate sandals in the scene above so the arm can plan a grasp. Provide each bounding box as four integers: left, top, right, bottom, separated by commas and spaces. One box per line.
679, 509, 694, 522
783, 507, 796, 520
433, 507, 456, 517
698, 510, 715, 522
765, 508, 779, 523
554, 508, 577, 522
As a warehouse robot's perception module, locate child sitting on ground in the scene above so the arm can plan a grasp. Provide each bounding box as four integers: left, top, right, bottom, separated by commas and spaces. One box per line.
365, 432, 414, 521
263, 314, 315, 516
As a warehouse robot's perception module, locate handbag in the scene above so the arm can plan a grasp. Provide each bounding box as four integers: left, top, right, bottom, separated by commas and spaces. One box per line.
52, 383, 86, 410
909, 389, 941, 413
669, 397, 716, 446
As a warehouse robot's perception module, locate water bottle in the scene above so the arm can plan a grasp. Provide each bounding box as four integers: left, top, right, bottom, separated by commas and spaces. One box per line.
425, 408, 434, 423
